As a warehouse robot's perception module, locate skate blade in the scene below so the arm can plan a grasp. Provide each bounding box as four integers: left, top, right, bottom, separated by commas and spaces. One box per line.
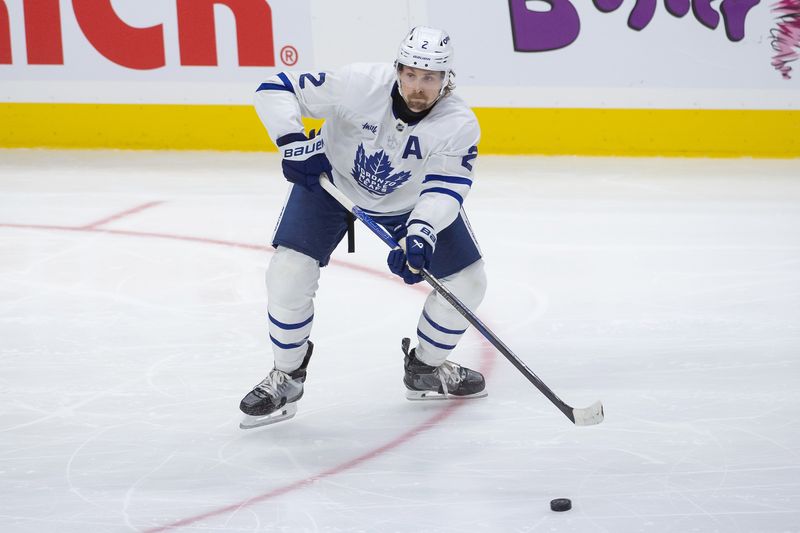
239, 403, 298, 429
405, 389, 488, 401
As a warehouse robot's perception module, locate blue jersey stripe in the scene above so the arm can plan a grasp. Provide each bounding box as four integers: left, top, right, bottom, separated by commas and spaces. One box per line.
277, 72, 294, 91
257, 72, 295, 94
423, 310, 467, 335
423, 174, 473, 187
420, 187, 464, 205
269, 313, 314, 330
417, 329, 457, 351
257, 82, 292, 93
269, 335, 308, 350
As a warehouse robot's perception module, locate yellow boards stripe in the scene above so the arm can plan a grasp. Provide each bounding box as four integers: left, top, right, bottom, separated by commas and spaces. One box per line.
1, 103, 798, 158
473, 108, 800, 158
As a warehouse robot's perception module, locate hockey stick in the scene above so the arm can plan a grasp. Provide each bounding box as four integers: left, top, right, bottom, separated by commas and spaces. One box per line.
319, 173, 604, 426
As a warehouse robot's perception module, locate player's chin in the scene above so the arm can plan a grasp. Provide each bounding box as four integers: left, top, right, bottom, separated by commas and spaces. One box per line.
407, 99, 433, 112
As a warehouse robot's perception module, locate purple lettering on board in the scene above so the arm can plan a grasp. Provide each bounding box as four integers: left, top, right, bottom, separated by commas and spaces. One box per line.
693, 0, 721, 29
593, 0, 624, 11
628, 0, 658, 30
508, 0, 581, 51
665, 0, 691, 17
719, 0, 761, 41
508, 0, 765, 54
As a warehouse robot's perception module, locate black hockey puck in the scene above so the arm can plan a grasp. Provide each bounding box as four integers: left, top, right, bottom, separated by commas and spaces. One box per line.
550, 498, 572, 512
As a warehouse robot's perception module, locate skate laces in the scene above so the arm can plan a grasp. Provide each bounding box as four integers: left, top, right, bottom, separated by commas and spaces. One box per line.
436, 361, 463, 397
254, 369, 289, 399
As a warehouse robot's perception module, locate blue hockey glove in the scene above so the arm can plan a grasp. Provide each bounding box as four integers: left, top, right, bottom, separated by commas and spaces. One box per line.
276, 129, 332, 192
386, 221, 435, 285
404, 234, 433, 274
387, 246, 424, 285
405, 220, 436, 274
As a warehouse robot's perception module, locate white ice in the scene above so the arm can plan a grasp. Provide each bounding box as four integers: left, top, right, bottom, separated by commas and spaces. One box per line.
1, 149, 798, 533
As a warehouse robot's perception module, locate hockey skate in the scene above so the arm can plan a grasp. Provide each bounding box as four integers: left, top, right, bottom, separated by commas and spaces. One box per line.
401, 337, 487, 400
239, 341, 313, 429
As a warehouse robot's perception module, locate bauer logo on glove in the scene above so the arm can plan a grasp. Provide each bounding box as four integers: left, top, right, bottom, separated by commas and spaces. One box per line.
418, 225, 436, 244
283, 138, 324, 159
275, 129, 332, 192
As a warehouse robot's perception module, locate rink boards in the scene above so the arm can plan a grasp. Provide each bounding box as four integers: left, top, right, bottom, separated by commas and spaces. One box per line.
1, 0, 799, 157
1, 103, 798, 158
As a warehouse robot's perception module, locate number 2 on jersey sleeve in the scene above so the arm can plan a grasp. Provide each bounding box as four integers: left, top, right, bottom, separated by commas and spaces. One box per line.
461, 146, 478, 172
298, 73, 327, 89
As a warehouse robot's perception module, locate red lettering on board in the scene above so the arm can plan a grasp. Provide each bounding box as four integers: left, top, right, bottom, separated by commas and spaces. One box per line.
72, 0, 165, 70
0, 1, 10, 64
24, 0, 64, 64
0, 0, 276, 68
177, 0, 275, 66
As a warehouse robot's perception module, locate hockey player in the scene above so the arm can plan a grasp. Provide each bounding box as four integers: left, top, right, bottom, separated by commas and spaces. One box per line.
240, 27, 488, 428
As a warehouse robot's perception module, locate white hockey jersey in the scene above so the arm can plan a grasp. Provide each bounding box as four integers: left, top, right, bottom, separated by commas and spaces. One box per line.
254, 63, 480, 236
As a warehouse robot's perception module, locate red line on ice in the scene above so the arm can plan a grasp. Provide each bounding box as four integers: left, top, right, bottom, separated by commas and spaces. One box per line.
0, 221, 497, 532
80, 200, 165, 229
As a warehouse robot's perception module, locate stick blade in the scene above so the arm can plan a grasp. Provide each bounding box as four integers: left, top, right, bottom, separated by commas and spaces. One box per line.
572, 400, 604, 426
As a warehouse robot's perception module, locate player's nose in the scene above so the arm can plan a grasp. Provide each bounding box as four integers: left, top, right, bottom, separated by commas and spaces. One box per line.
407, 79, 424, 92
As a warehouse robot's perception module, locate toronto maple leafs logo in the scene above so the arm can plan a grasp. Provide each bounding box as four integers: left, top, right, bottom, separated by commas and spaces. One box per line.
350, 143, 412, 196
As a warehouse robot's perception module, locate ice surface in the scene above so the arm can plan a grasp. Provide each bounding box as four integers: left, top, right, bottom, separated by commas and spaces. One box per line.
1, 149, 798, 532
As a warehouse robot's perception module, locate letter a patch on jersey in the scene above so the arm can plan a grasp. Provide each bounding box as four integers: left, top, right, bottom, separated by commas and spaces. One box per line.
402, 136, 422, 159
350, 144, 412, 196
